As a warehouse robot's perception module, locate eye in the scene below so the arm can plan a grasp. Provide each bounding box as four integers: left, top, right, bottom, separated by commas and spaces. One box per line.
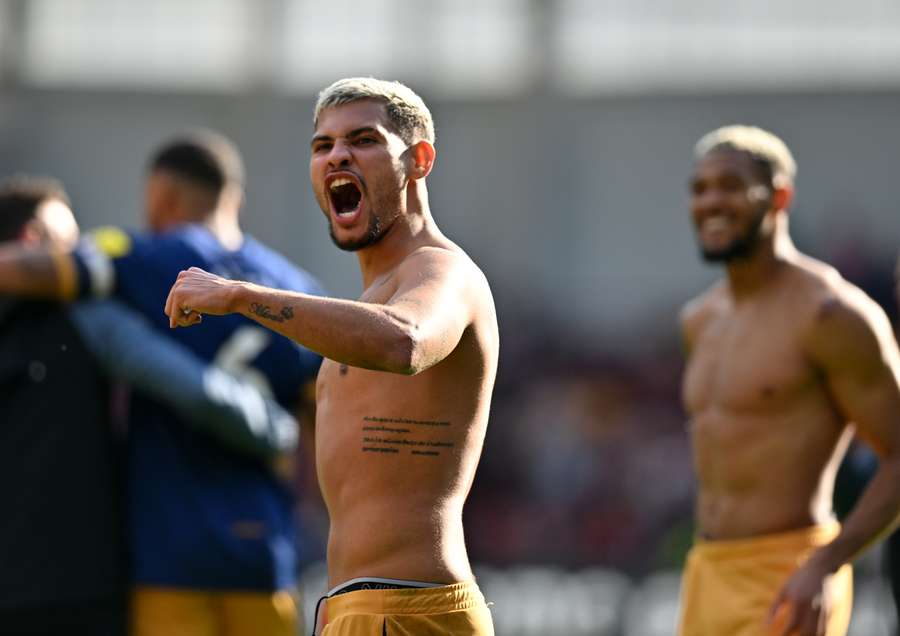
355, 137, 376, 145
312, 142, 332, 153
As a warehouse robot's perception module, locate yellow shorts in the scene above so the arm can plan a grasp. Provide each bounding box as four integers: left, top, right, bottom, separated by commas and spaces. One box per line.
131, 586, 299, 636
321, 581, 494, 636
677, 523, 852, 636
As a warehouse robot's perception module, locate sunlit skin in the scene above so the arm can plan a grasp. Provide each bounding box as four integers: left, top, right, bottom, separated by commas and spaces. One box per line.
309, 101, 409, 253
681, 149, 900, 635
163, 99, 500, 592
26, 198, 80, 249
689, 150, 775, 262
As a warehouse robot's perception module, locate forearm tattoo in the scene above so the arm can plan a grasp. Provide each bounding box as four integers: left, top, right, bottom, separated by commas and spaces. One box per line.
249, 302, 294, 323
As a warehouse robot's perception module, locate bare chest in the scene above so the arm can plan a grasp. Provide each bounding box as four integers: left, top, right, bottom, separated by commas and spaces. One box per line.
683, 310, 816, 415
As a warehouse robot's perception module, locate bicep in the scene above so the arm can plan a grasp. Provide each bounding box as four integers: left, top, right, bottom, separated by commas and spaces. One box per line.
386, 255, 475, 360
810, 299, 900, 457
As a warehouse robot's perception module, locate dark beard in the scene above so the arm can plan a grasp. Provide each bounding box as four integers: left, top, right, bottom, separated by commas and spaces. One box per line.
329, 211, 385, 252
700, 206, 767, 263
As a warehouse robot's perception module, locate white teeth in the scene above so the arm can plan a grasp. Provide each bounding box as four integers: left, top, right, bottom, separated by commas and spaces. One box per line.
329, 177, 352, 190
702, 217, 729, 231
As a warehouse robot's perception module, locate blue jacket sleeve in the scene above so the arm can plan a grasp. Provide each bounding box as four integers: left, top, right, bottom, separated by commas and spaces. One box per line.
69, 299, 299, 460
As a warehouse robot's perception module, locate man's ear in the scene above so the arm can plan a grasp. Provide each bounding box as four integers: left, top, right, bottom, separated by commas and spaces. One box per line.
772, 184, 793, 214
408, 140, 435, 181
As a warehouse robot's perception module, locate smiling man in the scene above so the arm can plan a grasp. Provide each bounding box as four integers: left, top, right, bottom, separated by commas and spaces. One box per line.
677, 125, 900, 636
165, 78, 498, 635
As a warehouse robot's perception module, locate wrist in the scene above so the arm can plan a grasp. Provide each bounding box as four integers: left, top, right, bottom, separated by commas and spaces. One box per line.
807, 545, 845, 576
226, 281, 252, 315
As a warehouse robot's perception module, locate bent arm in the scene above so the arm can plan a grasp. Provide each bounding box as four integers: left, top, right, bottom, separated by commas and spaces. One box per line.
805, 293, 900, 572
167, 248, 476, 375
0, 244, 76, 299
71, 299, 298, 460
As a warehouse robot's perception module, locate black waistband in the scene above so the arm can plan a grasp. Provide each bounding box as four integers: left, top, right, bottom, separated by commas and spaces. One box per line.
312, 578, 438, 635
330, 578, 436, 597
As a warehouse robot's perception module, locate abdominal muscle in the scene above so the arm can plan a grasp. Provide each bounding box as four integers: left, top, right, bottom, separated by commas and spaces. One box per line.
691, 405, 850, 540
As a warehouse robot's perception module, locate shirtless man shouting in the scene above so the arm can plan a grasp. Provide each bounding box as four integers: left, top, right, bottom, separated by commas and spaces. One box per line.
678, 125, 900, 636
165, 78, 498, 635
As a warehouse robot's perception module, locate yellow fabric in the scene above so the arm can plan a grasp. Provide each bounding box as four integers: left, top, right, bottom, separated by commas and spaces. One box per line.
49, 249, 77, 301
89, 226, 132, 258
131, 586, 299, 636
677, 523, 853, 636
322, 581, 494, 636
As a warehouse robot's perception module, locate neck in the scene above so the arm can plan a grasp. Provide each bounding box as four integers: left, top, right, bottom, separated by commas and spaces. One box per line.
725, 226, 796, 299
203, 209, 244, 251
356, 180, 437, 289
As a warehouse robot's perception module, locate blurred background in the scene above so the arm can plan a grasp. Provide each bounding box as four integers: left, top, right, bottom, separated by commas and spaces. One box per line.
2, 1, 899, 634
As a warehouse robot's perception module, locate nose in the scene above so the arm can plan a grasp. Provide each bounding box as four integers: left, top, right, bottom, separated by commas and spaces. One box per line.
327, 140, 352, 169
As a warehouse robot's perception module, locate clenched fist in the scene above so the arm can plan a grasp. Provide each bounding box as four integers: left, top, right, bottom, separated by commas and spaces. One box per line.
165, 267, 246, 328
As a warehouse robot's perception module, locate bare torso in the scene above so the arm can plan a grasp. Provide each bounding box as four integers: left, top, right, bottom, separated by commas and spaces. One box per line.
682, 256, 854, 540
315, 245, 498, 586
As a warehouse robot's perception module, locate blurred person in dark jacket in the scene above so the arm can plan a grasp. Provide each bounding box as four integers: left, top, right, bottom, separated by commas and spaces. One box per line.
0, 175, 301, 636
0, 132, 324, 636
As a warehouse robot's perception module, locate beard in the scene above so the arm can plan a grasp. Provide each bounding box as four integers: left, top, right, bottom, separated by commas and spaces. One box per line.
327, 189, 402, 252
699, 205, 768, 263
329, 211, 386, 252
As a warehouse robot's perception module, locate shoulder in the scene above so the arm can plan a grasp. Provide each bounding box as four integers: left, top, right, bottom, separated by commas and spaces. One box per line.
83, 226, 140, 258
679, 281, 726, 348
84, 225, 201, 267
791, 256, 887, 334
404, 244, 486, 278
797, 260, 895, 370
402, 245, 492, 296
396, 245, 496, 328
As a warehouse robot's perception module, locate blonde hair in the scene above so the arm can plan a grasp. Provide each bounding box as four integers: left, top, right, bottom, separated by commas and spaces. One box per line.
694, 125, 796, 186
314, 77, 435, 145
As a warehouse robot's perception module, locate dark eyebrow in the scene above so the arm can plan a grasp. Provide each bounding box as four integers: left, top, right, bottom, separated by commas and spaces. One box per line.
347, 127, 383, 139
310, 134, 332, 148
310, 127, 383, 148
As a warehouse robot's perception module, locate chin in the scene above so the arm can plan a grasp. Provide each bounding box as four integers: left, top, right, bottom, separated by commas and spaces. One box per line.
329, 226, 380, 252
700, 250, 731, 263
699, 241, 754, 263
328, 214, 386, 252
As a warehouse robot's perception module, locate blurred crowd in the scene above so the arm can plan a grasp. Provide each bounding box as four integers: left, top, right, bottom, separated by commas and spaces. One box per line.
465, 304, 692, 574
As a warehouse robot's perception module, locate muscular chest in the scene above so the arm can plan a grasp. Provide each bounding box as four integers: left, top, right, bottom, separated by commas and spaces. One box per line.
683, 312, 814, 415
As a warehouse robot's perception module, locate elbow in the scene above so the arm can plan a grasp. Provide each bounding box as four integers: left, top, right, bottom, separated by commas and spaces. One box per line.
385, 325, 427, 376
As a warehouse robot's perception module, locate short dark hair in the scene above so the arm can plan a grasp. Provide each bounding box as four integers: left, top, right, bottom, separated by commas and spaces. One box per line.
148, 130, 244, 195
0, 175, 71, 242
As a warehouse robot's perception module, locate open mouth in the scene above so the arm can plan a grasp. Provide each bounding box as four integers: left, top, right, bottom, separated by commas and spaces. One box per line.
328, 177, 362, 218
700, 217, 730, 233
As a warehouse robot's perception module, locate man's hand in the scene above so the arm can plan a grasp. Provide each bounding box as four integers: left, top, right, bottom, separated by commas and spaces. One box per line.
165, 267, 243, 328
767, 558, 834, 636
